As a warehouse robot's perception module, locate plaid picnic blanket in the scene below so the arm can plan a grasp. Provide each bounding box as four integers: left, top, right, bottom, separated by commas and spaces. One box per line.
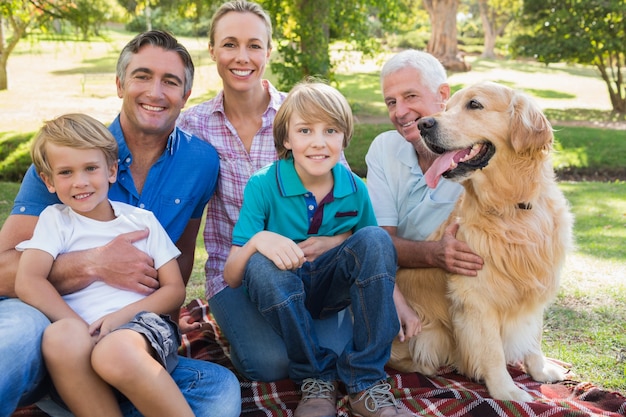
179, 299, 626, 417
13, 298, 626, 417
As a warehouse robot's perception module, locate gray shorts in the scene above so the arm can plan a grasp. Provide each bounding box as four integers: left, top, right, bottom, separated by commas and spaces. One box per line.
116, 311, 181, 373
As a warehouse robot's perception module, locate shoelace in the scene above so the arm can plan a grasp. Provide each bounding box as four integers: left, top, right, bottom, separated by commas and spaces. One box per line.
361, 383, 398, 412
300, 378, 335, 400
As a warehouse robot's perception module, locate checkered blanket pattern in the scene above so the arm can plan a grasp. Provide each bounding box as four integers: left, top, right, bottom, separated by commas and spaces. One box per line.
178, 299, 626, 417
12, 298, 626, 416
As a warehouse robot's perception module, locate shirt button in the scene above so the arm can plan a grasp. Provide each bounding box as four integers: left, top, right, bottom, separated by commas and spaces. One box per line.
139, 203, 145, 209
125, 157, 131, 163
308, 205, 314, 211
175, 198, 181, 204
19, 206, 26, 213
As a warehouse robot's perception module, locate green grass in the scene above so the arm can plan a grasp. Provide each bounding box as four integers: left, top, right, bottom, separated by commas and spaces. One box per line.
553, 127, 626, 171
560, 182, 626, 260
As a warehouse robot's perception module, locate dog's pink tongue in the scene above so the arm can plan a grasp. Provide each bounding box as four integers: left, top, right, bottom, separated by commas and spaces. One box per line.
425, 151, 460, 189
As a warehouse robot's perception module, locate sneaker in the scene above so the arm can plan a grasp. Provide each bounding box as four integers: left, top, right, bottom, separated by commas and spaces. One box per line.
294, 378, 338, 417
348, 382, 413, 417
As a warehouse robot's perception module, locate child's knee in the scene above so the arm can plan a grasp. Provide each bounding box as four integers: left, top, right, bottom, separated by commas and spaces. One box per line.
352, 226, 396, 259
92, 330, 148, 381
42, 318, 91, 360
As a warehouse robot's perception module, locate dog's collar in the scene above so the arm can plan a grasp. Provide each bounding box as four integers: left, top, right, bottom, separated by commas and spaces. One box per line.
517, 202, 533, 210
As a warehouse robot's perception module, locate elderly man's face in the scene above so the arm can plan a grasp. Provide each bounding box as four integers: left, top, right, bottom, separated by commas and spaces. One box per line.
382, 66, 447, 146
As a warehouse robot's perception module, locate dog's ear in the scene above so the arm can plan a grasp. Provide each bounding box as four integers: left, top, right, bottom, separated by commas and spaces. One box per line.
510, 92, 553, 154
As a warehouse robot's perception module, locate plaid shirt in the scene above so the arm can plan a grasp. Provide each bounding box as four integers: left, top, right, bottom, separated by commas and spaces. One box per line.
178, 80, 287, 299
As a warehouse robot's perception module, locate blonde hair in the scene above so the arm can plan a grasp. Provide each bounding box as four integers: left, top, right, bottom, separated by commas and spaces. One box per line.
273, 80, 353, 159
31, 113, 118, 179
209, 0, 273, 49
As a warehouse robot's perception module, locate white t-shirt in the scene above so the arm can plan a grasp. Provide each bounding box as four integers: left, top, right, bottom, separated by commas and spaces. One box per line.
365, 130, 463, 241
16, 201, 181, 324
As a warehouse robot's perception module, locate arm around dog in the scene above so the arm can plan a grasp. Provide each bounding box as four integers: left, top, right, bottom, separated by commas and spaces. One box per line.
381, 223, 483, 276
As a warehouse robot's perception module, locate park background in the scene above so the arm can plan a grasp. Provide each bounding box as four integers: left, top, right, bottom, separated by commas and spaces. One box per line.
0, 0, 625, 395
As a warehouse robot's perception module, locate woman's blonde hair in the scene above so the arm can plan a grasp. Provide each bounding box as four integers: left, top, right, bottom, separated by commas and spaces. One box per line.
31, 113, 118, 179
209, 0, 273, 49
273, 80, 353, 159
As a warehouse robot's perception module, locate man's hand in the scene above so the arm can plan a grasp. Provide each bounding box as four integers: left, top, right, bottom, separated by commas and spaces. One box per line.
432, 223, 483, 276
84, 229, 158, 295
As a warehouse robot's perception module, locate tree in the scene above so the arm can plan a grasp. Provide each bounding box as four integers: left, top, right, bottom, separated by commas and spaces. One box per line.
422, 0, 469, 71
0, 0, 112, 91
513, 0, 625, 115
476, 0, 520, 59
262, 0, 406, 89
0, 1, 35, 91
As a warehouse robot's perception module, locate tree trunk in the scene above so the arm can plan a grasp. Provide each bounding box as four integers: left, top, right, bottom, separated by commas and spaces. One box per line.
596, 55, 626, 115
298, 0, 331, 79
478, 0, 497, 59
0, 16, 7, 90
0, 14, 29, 91
422, 0, 470, 72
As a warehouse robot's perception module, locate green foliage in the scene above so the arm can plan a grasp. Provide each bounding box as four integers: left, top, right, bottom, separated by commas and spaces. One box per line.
124, 3, 213, 36
0, 132, 33, 181
386, 30, 430, 51
262, 0, 407, 90
512, 0, 626, 113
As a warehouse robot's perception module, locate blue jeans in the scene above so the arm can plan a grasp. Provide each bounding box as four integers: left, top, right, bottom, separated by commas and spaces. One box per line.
243, 226, 399, 394
0, 298, 50, 417
209, 286, 353, 382
0, 298, 241, 417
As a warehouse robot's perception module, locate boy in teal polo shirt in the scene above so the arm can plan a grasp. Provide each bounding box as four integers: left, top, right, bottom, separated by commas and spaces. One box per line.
223, 81, 412, 417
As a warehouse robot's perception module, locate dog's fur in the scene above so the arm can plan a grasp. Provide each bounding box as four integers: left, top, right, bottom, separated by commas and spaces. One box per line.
388, 82, 574, 402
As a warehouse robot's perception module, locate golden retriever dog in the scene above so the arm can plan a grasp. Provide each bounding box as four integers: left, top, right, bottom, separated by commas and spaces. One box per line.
388, 82, 574, 402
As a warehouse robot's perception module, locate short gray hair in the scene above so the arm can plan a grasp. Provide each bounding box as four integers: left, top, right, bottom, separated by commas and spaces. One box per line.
381, 50, 447, 95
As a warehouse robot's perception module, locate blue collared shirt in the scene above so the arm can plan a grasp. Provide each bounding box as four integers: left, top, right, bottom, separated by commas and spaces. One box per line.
12, 115, 219, 243
232, 157, 377, 246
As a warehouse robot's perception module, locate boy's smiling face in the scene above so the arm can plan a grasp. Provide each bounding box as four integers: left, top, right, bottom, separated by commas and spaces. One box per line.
284, 112, 344, 185
40, 143, 117, 221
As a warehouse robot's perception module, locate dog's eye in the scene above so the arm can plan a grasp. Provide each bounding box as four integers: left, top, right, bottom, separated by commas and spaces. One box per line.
467, 99, 483, 110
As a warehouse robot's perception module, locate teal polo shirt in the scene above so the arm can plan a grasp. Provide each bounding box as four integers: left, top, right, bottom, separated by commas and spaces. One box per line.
232, 157, 377, 246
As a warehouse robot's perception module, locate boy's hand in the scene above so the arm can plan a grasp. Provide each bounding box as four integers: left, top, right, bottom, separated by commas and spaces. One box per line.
393, 286, 422, 342
256, 231, 306, 270
89, 310, 133, 343
298, 231, 351, 262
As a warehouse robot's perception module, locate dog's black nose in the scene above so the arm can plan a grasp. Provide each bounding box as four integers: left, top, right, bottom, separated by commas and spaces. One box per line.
418, 117, 436, 133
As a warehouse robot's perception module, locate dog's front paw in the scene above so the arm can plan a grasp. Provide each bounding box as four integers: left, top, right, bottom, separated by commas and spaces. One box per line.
528, 358, 569, 383
489, 383, 533, 403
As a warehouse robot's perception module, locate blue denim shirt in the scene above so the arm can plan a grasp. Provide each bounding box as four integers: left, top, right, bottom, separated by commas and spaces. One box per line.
11, 115, 219, 243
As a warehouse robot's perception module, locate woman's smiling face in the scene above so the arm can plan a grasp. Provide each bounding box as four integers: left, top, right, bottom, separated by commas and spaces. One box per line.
210, 11, 271, 92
